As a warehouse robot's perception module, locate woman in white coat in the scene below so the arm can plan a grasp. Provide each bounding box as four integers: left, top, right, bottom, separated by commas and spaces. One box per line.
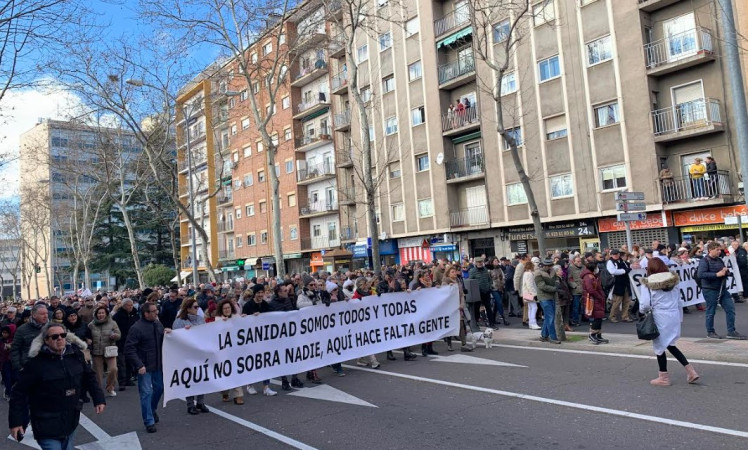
639, 258, 699, 386
521, 261, 540, 330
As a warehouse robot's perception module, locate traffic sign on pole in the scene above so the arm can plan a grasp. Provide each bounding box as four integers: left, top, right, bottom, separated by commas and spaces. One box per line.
615, 191, 645, 201
615, 201, 647, 211
618, 212, 647, 221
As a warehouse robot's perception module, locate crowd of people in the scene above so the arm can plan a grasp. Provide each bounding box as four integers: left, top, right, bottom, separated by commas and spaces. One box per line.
2, 236, 747, 447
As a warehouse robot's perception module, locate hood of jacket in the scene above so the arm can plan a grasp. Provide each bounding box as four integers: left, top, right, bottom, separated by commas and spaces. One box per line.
580, 268, 596, 279
28, 329, 87, 359
642, 271, 679, 291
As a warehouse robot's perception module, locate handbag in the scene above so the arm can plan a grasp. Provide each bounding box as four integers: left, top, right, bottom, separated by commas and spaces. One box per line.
636, 288, 659, 340
104, 345, 118, 358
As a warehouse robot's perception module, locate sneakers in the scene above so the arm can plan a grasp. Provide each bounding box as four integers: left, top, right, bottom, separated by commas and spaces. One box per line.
539, 336, 549, 342
290, 377, 304, 388
707, 332, 723, 339
246, 385, 258, 395
146, 425, 157, 433
370, 361, 381, 369
529, 325, 541, 330
726, 331, 747, 340
106, 390, 117, 397
549, 339, 561, 345
263, 387, 278, 396
588, 334, 601, 345
356, 359, 369, 367
334, 369, 346, 376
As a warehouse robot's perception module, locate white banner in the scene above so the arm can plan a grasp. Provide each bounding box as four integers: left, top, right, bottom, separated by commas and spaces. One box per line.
629, 255, 744, 307
162, 285, 460, 404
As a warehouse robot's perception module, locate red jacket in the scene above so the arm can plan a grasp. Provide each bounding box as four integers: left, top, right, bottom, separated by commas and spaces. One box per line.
581, 269, 606, 319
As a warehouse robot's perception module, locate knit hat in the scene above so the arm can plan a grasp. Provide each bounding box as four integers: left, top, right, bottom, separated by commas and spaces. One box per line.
301, 273, 315, 287
325, 281, 338, 293
343, 279, 355, 290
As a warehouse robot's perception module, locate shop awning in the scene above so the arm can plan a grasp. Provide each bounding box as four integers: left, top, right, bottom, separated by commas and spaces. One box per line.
452, 131, 481, 144
300, 107, 330, 122
170, 271, 192, 283
436, 27, 473, 49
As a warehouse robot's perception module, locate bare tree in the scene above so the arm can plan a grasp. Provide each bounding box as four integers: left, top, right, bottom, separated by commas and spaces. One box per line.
19, 182, 52, 297
0, 200, 23, 298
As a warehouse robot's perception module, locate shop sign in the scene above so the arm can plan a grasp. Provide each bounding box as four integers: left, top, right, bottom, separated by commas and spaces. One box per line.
282, 253, 302, 259
598, 213, 670, 233
430, 244, 457, 252
352, 244, 369, 258
507, 221, 596, 240
672, 205, 748, 226
398, 236, 428, 248
680, 224, 748, 233
510, 240, 528, 253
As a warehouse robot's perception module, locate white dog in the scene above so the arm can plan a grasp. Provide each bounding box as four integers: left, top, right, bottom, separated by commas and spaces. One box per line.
466, 328, 494, 349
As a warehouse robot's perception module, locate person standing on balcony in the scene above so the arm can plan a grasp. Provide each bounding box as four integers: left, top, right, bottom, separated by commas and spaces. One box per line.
462, 97, 472, 122
658, 165, 675, 203
455, 99, 465, 127
705, 156, 719, 198
689, 157, 707, 200
447, 103, 455, 128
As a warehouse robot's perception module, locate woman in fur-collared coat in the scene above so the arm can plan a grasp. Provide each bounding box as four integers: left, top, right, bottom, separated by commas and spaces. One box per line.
639, 258, 699, 386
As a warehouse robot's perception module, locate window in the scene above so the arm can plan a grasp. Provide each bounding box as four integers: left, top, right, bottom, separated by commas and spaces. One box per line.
587, 35, 612, 66
550, 174, 574, 198
360, 86, 371, 103
279, 65, 288, 81
258, 170, 266, 182
369, 125, 375, 141
390, 162, 401, 178
501, 72, 517, 95
262, 41, 272, 55
251, 52, 258, 63
231, 124, 237, 135
288, 193, 296, 207
392, 203, 404, 221
385, 116, 398, 135
235, 207, 242, 219
279, 32, 286, 44
507, 183, 528, 205
284, 128, 292, 141
285, 160, 293, 173
416, 154, 429, 171
236, 236, 243, 248
248, 234, 256, 246
601, 165, 627, 190
405, 17, 419, 37
261, 231, 268, 244
533, 0, 555, 26
418, 199, 434, 218
313, 224, 322, 237
240, 90, 248, 101
408, 61, 422, 81
282, 96, 290, 109
328, 222, 337, 241
290, 226, 298, 240
243, 174, 253, 187
234, 179, 242, 189
246, 204, 254, 216
271, 133, 279, 146
377, 0, 388, 7
544, 115, 568, 140
243, 145, 251, 157
357, 44, 369, 63
411, 106, 425, 126
493, 19, 510, 43
232, 151, 239, 162
274, 163, 280, 177
252, 82, 259, 94
594, 102, 620, 127
382, 75, 395, 93
259, 201, 267, 213
257, 141, 264, 153
241, 118, 250, 130
503, 127, 523, 150
538, 55, 560, 81
580, 0, 598, 5
379, 32, 392, 51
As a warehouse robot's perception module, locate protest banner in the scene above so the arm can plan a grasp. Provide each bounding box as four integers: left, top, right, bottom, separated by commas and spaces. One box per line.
629, 255, 743, 307
162, 285, 459, 404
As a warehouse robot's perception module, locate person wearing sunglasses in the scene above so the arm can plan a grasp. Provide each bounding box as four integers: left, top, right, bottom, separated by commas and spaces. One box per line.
170, 299, 209, 415
9, 323, 106, 449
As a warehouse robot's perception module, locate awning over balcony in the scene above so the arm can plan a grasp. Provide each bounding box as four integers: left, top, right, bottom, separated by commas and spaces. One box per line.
452, 131, 481, 144
300, 106, 329, 122
436, 27, 472, 49
170, 271, 193, 283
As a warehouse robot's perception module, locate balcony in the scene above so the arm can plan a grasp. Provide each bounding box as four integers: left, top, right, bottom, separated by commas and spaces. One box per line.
638, 0, 682, 12
218, 193, 233, 205
217, 222, 234, 233
650, 98, 723, 142
331, 70, 348, 95
293, 93, 330, 120
218, 249, 235, 260
442, 106, 480, 136
445, 156, 485, 183
295, 26, 327, 51
339, 186, 355, 205
328, 33, 345, 58
178, 157, 207, 173
328, 0, 343, 20
299, 200, 339, 218
295, 128, 333, 152
644, 27, 714, 76
297, 161, 336, 185
450, 205, 489, 228
660, 170, 733, 205
337, 145, 354, 168
301, 236, 340, 251
334, 109, 351, 131
291, 59, 329, 88
438, 54, 475, 89
340, 226, 356, 242
433, 8, 470, 39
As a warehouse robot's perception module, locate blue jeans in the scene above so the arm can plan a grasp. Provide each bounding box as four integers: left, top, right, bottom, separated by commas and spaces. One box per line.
138, 370, 164, 426
703, 288, 736, 334
491, 290, 504, 320
37, 429, 77, 450
571, 294, 582, 323
540, 300, 557, 340
692, 178, 705, 198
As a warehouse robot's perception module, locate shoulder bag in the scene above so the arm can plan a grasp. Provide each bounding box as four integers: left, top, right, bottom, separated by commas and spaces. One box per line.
636, 288, 659, 341
104, 345, 119, 358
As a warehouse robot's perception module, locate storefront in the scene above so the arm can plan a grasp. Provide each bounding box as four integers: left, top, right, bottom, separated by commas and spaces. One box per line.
468, 238, 495, 260
323, 248, 354, 273
283, 253, 306, 276
430, 242, 459, 262
398, 237, 433, 265
597, 213, 673, 250
672, 204, 748, 243
309, 252, 326, 273
507, 220, 598, 255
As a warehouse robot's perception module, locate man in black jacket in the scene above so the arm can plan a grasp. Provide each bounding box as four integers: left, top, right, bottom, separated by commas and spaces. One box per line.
9, 323, 106, 447
10, 304, 48, 372
697, 242, 746, 339
125, 304, 165, 433
113, 299, 139, 391
606, 250, 632, 322
158, 291, 182, 329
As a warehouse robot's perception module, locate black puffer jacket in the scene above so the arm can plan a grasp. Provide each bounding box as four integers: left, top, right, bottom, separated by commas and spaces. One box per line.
112, 307, 139, 350
9, 337, 105, 440
10, 320, 46, 370
125, 318, 164, 373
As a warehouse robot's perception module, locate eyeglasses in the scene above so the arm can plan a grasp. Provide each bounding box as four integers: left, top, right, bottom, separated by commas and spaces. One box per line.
189, 305, 198, 309
46, 333, 67, 340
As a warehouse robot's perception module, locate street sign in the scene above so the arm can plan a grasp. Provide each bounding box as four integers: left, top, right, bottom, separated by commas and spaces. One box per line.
618, 212, 647, 222
616, 201, 646, 211
615, 191, 645, 201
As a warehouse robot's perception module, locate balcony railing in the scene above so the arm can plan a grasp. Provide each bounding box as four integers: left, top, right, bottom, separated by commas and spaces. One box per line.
339, 186, 355, 204
297, 161, 335, 183
651, 98, 722, 137
328, 32, 345, 57
442, 106, 479, 132
295, 127, 332, 149
445, 155, 485, 181
301, 236, 339, 250
433, 8, 470, 37
218, 193, 233, 204
337, 145, 354, 167
340, 226, 356, 241
450, 205, 489, 227
660, 170, 732, 203
334, 109, 351, 129
294, 59, 328, 83
299, 200, 338, 216
438, 54, 475, 85
219, 249, 235, 260
644, 27, 713, 70
178, 157, 207, 172
217, 222, 234, 232
296, 93, 328, 115
331, 70, 348, 92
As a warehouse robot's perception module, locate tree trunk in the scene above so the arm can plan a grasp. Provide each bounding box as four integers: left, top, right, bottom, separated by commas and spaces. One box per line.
83, 260, 91, 290
120, 205, 145, 289
268, 148, 285, 279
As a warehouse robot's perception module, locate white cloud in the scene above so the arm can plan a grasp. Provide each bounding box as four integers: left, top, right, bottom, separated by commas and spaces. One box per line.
0, 82, 87, 200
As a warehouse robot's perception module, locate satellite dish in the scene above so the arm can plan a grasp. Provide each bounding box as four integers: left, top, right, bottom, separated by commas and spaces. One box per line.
436, 153, 444, 165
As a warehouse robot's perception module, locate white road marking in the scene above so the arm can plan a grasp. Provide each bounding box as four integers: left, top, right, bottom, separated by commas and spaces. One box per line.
343, 365, 748, 439
287, 384, 377, 408
7, 426, 41, 449
207, 405, 318, 450
430, 353, 527, 368
78, 414, 110, 441
77, 414, 142, 450
490, 343, 748, 368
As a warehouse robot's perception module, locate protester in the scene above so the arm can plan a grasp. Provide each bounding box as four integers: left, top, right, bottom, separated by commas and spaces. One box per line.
112, 299, 139, 391
170, 298, 210, 415
521, 261, 539, 330
697, 242, 747, 339
582, 262, 608, 345
88, 306, 121, 397
535, 259, 560, 344
11, 304, 49, 373
0, 325, 15, 400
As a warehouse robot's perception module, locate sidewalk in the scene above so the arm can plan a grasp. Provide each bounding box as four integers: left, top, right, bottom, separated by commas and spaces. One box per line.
494, 326, 748, 364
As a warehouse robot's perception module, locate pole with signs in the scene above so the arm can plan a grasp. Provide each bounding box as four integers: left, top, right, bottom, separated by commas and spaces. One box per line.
615, 192, 646, 250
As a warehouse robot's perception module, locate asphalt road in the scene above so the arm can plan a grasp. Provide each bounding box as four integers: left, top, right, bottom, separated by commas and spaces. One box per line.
3, 340, 748, 449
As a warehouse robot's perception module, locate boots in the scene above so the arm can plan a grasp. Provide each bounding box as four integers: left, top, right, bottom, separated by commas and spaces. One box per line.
650, 371, 671, 386
595, 333, 609, 344
403, 348, 417, 361
386, 351, 396, 361
426, 343, 438, 355
685, 364, 700, 384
